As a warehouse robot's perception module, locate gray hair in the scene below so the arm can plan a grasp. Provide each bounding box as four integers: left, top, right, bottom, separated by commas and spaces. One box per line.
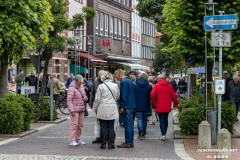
157, 74, 165, 80
233, 74, 239, 80
52, 73, 57, 78
100, 71, 113, 81
75, 74, 84, 83
98, 70, 106, 77
139, 72, 148, 80
114, 69, 124, 77
148, 76, 154, 82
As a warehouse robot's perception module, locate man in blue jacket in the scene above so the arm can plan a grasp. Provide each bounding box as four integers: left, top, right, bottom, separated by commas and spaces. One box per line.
134, 72, 152, 140
115, 69, 136, 148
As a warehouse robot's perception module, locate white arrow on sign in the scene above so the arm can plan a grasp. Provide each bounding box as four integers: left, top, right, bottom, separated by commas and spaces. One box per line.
206, 18, 237, 28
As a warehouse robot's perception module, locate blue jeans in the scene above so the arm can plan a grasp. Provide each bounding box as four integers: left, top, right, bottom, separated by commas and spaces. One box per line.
136, 112, 148, 136
123, 108, 134, 145
158, 113, 169, 136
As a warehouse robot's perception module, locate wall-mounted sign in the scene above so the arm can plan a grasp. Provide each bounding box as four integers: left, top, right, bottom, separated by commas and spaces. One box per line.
100, 38, 112, 50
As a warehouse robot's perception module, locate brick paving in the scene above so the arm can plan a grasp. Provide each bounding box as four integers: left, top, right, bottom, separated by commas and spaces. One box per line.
0, 111, 181, 160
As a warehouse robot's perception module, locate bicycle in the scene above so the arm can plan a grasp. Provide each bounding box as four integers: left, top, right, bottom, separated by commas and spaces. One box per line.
55, 90, 69, 115
28, 93, 42, 122
9, 90, 42, 122
176, 85, 187, 101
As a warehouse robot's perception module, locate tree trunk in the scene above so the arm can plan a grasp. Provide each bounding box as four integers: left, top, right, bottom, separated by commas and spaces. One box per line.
206, 61, 213, 101
40, 52, 51, 96
190, 74, 198, 96
0, 61, 8, 97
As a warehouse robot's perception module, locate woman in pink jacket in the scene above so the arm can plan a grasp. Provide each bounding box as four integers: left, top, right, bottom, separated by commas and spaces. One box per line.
67, 75, 88, 146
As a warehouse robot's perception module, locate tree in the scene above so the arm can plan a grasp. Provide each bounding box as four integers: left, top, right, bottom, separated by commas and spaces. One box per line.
0, 0, 53, 97
37, 0, 95, 96
137, 0, 240, 99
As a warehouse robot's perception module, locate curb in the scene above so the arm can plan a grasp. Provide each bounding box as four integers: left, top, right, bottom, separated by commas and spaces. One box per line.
174, 139, 196, 160
35, 117, 67, 124
0, 117, 67, 146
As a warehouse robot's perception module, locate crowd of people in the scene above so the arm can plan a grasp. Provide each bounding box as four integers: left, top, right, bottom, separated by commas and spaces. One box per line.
66, 69, 179, 149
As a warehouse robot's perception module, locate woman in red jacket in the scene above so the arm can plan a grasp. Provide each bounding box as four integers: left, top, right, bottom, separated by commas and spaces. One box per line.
150, 74, 178, 141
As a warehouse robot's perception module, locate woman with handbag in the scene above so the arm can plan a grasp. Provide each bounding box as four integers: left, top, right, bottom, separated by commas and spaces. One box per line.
67, 75, 88, 146
93, 71, 119, 149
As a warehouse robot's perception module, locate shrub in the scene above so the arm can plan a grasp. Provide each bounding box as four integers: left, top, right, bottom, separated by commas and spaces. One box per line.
179, 106, 206, 135
0, 98, 24, 134
3, 94, 35, 131
38, 97, 58, 121
178, 94, 237, 135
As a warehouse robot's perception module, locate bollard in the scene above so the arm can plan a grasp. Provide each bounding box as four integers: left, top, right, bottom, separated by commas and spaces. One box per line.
198, 121, 211, 149
217, 129, 231, 160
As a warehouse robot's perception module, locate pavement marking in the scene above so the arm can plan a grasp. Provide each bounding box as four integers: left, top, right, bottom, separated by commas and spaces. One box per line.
37, 124, 55, 131
174, 139, 196, 160
0, 138, 19, 146
0, 154, 172, 160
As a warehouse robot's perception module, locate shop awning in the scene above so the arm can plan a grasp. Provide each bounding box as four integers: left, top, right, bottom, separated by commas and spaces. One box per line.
107, 55, 140, 62
79, 52, 107, 63
118, 62, 150, 70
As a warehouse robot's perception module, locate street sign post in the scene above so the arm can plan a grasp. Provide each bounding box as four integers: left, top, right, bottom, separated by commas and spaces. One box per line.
211, 32, 231, 47
214, 79, 225, 95
204, 14, 238, 30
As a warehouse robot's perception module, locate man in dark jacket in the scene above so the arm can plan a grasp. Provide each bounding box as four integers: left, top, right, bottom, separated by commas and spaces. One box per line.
89, 70, 105, 143
178, 77, 187, 93
170, 77, 178, 92
222, 71, 231, 101
150, 74, 178, 141
25, 71, 38, 90
115, 69, 136, 148
228, 75, 240, 115
134, 72, 152, 140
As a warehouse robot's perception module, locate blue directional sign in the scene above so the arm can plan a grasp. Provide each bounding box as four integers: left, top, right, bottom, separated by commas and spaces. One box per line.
204, 14, 238, 30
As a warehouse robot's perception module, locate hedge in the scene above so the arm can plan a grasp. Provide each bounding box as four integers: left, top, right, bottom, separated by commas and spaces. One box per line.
38, 97, 58, 121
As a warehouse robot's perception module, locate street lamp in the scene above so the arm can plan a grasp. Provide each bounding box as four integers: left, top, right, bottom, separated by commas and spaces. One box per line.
204, 0, 218, 145
87, 35, 93, 81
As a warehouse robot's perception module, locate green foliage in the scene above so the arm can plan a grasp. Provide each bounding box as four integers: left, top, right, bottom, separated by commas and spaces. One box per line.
178, 95, 237, 135
136, 0, 165, 23
3, 94, 35, 131
38, 97, 58, 121
0, 98, 24, 134
179, 107, 206, 135
83, 6, 96, 21
0, 0, 53, 63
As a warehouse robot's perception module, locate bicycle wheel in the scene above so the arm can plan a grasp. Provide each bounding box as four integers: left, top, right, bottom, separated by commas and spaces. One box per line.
33, 103, 42, 122
58, 100, 69, 115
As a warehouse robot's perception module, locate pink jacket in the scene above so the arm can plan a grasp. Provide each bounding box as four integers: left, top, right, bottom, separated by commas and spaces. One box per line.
67, 81, 88, 113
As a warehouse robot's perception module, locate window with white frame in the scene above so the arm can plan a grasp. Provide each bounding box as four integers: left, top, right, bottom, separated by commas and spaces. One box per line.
96, 11, 99, 35
105, 14, 109, 36
118, 19, 122, 39
110, 16, 113, 37
100, 12, 104, 35
114, 17, 118, 38
122, 21, 126, 40
126, 22, 130, 41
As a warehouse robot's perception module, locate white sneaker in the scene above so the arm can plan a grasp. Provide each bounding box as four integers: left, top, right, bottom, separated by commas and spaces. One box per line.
160, 135, 166, 141
77, 140, 86, 145
69, 141, 78, 146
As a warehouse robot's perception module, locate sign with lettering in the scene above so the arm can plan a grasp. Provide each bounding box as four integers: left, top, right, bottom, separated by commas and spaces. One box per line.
100, 38, 112, 50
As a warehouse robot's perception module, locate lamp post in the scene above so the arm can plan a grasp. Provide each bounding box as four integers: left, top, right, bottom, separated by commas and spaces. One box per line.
87, 35, 93, 81
204, 0, 217, 145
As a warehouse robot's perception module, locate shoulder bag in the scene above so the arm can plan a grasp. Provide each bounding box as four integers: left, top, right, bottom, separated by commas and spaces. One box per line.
75, 87, 88, 116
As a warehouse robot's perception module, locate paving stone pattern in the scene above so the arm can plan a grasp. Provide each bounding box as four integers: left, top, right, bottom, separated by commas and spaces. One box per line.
0, 111, 181, 160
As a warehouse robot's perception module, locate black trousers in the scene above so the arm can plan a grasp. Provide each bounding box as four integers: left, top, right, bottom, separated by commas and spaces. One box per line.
99, 119, 115, 146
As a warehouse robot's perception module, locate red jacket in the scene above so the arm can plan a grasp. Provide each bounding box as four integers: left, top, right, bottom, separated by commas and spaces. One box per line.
150, 79, 178, 113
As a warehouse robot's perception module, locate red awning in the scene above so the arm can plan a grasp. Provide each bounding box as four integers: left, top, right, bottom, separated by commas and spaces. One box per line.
79, 52, 107, 63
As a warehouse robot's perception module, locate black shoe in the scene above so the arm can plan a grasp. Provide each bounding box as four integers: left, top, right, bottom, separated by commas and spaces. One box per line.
117, 143, 132, 148
92, 137, 101, 143
130, 144, 134, 148
108, 144, 115, 149
100, 145, 106, 149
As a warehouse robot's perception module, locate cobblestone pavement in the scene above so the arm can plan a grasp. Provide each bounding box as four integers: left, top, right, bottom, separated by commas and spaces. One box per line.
0, 110, 181, 160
